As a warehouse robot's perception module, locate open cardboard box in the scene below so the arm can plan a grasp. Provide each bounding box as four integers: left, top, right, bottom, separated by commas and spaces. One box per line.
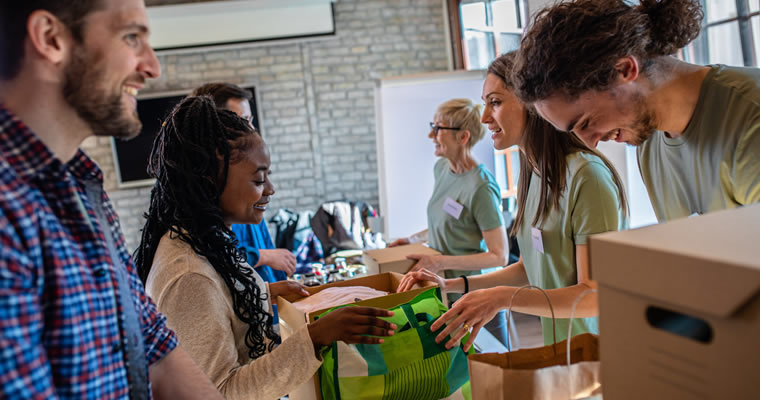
362, 243, 442, 274
589, 204, 760, 399
277, 272, 437, 400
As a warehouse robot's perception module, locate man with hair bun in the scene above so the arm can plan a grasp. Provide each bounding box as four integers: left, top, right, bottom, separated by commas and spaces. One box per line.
514, 0, 760, 222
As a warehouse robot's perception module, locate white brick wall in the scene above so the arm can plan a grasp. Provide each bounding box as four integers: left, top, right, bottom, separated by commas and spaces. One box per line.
82, 0, 450, 252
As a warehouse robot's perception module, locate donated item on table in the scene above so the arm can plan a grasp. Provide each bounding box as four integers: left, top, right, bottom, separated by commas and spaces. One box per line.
589, 204, 760, 399
277, 272, 437, 400
292, 286, 389, 314
362, 243, 442, 274
319, 287, 473, 400
468, 286, 601, 400
326, 249, 364, 266
270, 208, 324, 273
311, 200, 382, 256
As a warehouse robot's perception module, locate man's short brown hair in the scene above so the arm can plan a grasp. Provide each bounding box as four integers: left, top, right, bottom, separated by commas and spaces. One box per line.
0, 1, 104, 80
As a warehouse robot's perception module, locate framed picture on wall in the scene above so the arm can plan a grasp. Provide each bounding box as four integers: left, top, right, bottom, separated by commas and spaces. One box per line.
111, 85, 260, 188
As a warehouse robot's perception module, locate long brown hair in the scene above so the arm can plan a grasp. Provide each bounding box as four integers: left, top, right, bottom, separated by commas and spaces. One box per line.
487, 52, 628, 236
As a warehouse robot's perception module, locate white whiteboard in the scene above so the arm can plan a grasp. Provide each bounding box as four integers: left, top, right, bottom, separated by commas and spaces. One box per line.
374, 70, 496, 240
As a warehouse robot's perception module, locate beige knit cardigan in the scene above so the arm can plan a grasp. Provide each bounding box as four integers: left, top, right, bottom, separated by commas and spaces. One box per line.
145, 232, 322, 400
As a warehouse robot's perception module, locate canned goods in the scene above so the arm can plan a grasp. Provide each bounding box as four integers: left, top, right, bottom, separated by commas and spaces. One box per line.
303, 272, 320, 287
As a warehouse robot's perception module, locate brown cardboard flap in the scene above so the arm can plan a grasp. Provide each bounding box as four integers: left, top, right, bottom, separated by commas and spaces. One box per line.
590, 205, 760, 318
277, 272, 436, 325
307, 285, 435, 322
277, 293, 311, 330
363, 243, 441, 263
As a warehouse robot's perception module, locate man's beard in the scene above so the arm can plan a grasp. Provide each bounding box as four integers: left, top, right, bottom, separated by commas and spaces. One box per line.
62, 47, 142, 139
628, 92, 658, 146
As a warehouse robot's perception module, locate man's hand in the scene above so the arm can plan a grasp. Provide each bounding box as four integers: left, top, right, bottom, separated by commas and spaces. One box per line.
259, 249, 297, 276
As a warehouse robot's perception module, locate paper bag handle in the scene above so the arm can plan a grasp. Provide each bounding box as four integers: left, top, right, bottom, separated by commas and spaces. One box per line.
506, 285, 557, 362
565, 288, 598, 366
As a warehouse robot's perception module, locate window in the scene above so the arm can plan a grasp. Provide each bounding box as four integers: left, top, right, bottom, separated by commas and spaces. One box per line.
449, 0, 527, 70
683, 0, 759, 67
111, 86, 260, 188
447, 0, 526, 201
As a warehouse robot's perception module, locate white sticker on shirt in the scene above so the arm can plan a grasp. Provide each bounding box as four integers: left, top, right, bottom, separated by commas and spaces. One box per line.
531, 227, 545, 254
442, 197, 464, 220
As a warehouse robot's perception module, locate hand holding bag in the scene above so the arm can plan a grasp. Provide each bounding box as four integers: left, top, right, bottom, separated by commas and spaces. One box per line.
318, 287, 473, 400
468, 286, 602, 400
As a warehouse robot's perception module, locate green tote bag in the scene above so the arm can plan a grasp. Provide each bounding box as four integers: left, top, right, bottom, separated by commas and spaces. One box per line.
318, 287, 473, 400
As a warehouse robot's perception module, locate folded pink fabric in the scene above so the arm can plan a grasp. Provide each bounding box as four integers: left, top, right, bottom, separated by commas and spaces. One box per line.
293, 286, 389, 314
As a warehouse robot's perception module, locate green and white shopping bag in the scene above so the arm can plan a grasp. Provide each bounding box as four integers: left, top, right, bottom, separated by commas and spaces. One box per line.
317, 287, 473, 400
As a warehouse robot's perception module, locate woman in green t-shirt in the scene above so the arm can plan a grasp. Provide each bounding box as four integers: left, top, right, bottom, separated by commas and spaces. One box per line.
388, 98, 509, 345
399, 52, 628, 349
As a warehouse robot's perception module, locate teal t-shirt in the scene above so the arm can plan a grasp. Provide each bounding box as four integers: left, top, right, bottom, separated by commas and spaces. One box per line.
638, 65, 760, 222
426, 158, 504, 285
516, 152, 626, 345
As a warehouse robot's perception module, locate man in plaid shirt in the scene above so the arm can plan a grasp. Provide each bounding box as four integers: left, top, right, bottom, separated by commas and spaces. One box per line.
0, 1, 223, 398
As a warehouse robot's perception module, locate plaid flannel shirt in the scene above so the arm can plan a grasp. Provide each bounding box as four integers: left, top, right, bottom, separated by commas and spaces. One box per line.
0, 105, 178, 399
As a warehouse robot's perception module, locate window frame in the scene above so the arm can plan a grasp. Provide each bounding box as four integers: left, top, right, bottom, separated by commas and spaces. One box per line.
448, 0, 528, 71
684, 0, 759, 66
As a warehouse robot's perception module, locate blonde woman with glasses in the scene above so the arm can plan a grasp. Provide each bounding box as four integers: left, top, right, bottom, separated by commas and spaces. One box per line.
390, 98, 509, 345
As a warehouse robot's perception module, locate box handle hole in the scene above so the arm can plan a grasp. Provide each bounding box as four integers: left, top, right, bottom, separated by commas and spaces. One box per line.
645, 306, 713, 344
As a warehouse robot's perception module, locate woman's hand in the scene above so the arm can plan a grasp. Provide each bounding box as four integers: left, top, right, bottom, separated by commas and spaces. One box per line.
407, 254, 443, 273
268, 280, 309, 303
397, 268, 446, 292
308, 307, 397, 346
388, 237, 409, 247
430, 287, 505, 351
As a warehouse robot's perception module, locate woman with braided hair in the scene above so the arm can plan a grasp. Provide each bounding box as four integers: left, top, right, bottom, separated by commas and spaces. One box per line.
134, 96, 396, 399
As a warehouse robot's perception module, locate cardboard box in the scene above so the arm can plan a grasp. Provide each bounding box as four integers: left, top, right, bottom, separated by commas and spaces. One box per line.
277, 272, 436, 400
589, 205, 760, 399
362, 243, 442, 274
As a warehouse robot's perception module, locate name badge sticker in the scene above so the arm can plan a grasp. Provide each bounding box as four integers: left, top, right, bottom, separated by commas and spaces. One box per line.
442, 197, 464, 220
531, 227, 545, 254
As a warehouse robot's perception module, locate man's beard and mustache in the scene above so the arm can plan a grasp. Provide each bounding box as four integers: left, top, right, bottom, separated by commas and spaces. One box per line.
627, 92, 658, 146
62, 47, 143, 139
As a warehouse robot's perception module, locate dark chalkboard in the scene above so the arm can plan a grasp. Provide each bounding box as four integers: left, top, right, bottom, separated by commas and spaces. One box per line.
111, 86, 258, 187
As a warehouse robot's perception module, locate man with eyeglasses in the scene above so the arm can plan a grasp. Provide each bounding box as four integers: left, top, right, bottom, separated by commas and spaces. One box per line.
191, 82, 298, 284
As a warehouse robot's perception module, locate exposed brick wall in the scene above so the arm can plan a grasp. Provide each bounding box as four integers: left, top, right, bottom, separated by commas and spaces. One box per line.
82, 0, 450, 252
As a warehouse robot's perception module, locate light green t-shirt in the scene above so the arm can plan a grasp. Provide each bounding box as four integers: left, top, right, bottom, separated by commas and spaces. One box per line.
638, 65, 760, 222
516, 152, 626, 345
427, 158, 504, 286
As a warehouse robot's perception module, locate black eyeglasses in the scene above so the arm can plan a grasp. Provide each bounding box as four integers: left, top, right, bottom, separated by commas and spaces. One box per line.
429, 122, 461, 135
